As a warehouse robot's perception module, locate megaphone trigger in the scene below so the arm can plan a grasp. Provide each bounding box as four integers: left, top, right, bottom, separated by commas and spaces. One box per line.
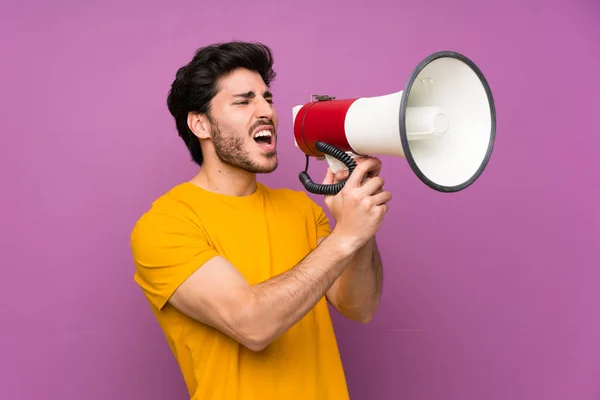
298, 141, 357, 196
324, 152, 356, 174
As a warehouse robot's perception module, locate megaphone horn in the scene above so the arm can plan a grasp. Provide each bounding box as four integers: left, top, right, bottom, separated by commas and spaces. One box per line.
292, 50, 496, 195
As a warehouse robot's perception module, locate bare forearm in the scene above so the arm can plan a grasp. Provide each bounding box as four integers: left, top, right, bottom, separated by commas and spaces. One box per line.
329, 237, 383, 322
238, 232, 356, 349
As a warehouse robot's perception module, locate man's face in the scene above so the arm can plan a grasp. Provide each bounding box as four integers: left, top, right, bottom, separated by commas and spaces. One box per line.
204, 68, 279, 174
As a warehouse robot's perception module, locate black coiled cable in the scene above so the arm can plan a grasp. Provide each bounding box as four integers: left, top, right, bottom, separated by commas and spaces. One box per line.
299, 141, 357, 195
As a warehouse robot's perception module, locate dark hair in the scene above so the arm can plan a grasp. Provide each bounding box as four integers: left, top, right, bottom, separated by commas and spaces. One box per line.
166, 41, 276, 166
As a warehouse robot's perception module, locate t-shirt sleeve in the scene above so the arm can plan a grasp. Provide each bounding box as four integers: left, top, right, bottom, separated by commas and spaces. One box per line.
130, 208, 219, 311
307, 196, 332, 240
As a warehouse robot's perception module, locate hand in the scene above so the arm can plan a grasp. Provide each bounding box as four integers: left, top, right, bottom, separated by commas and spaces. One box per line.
322, 156, 392, 250
323, 156, 385, 206
325, 155, 382, 186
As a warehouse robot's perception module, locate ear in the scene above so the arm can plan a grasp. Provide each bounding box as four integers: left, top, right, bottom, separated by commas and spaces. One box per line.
187, 112, 211, 140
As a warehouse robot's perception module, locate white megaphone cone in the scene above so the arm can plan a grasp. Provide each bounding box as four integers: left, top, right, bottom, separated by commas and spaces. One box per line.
292, 50, 496, 195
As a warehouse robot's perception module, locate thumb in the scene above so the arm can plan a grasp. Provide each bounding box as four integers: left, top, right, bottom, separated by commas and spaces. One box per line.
322, 168, 335, 184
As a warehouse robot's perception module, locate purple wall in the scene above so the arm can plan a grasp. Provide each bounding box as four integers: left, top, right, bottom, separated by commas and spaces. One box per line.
1, 0, 598, 399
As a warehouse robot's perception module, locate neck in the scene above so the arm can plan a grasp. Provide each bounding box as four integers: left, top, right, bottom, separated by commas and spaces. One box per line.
189, 159, 257, 197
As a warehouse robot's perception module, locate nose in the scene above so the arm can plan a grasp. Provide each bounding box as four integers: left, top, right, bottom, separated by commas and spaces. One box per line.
256, 96, 274, 120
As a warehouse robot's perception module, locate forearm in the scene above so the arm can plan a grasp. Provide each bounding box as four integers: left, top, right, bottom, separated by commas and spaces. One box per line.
329, 236, 383, 323
238, 232, 356, 349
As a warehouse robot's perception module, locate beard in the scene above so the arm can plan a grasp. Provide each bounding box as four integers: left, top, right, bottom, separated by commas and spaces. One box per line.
210, 118, 278, 174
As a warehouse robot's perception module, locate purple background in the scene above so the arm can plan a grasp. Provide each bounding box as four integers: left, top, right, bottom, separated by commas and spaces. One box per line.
1, 0, 599, 399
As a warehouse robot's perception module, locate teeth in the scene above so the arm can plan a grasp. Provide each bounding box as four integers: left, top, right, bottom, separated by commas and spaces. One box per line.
254, 130, 272, 138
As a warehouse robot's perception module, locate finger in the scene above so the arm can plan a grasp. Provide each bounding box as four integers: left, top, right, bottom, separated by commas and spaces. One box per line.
369, 160, 382, 178
360, 156, 381, 171
351, 155, 369, 164
345, 158, 381, 188
360, 176, 385, 195
354, 156, 381, 180
359, 175, 381, 188
322, 168, 335, 185
362, 157, 382, 179
334, 170, 349, 183
371, 190, 392, 205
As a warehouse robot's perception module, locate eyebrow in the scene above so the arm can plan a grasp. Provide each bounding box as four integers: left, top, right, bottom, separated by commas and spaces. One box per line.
232, 90, 273, 99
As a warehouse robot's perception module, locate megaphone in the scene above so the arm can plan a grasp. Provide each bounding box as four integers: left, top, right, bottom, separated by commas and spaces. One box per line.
292, 50, 496, 195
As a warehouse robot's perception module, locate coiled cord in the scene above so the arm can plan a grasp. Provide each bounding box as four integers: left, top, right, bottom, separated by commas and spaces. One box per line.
299, 141, 357, 195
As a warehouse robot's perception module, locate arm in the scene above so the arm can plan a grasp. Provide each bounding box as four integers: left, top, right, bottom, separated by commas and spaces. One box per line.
134, 159, 385, 353
325, 236, 383, 323
320, 156, 388, 323
168, 230, 357, 352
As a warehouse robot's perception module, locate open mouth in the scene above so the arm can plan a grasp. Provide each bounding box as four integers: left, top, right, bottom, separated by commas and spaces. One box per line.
253, 129, 273, 146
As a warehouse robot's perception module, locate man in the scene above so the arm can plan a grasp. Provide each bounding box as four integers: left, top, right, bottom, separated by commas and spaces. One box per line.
130, 41, 391, 400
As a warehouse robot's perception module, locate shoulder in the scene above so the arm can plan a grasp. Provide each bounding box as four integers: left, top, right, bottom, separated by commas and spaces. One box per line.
136, 183, 196, 218
131, 183, 204, 242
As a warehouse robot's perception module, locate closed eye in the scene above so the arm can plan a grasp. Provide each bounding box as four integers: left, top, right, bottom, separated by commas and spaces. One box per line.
232, 90, 274, 106
233, 99, 273, 106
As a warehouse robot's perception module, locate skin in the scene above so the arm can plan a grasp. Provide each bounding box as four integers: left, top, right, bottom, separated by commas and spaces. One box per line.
169, 67, 391, 351
321, 162, 385, 323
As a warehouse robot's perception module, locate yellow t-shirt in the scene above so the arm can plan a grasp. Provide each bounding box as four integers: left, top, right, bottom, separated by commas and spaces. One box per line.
130, 181, 349, 400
